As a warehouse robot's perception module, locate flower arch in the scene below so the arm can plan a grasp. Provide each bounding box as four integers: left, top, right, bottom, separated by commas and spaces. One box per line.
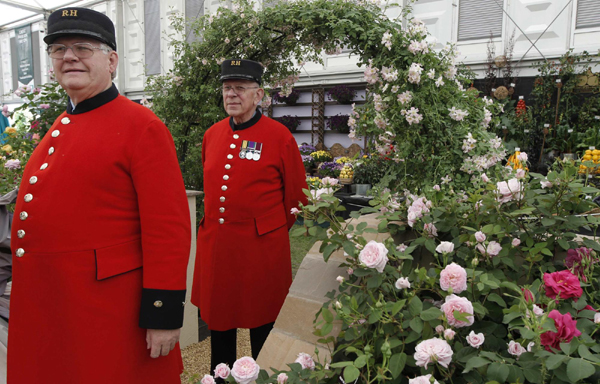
147, 0, 504, 192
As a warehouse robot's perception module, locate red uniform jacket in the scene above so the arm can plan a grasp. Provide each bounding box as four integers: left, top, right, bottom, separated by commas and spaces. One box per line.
191, 112, 308, 331
8, 87, 191, 384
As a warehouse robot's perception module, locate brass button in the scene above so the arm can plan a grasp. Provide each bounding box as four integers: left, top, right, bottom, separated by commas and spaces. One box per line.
16, 248, 24, 257
48, 147, 55, 155
19, 211, 28, 220
24, 194, 33, 203
29, 176, 38, 184
61, 117, 70, 124
17, 230, 25, 238
51, 130, 60, 138
153, 300, 163, 308
40, 163, 48, 170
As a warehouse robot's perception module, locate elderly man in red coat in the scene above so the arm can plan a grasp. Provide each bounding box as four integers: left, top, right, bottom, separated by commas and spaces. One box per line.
191, 59, 308, 373
8, 8, 190, 384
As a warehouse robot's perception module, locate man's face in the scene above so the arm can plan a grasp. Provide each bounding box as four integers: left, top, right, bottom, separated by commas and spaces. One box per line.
222, 79, 263, 120
51, 36, 118, 102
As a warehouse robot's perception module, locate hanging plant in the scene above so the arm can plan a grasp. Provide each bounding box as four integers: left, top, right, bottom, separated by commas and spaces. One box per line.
327, 84, 357, 104
275, 115, 301, 132
272, 89, 301, 106
326, 114, 350, 133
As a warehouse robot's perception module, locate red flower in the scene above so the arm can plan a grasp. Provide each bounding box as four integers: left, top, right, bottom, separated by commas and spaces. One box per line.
540, 310, 581, 352
543, 270, 583, 300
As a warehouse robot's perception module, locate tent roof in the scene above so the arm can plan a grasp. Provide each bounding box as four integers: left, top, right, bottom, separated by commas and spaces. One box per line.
0, 0, 79, 29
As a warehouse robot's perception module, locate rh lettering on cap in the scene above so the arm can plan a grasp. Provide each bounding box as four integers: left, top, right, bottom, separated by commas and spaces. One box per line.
231, 60, 241, 66
62, 9, 78, 16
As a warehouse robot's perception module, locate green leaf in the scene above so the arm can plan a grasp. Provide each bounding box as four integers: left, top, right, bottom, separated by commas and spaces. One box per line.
409, 316, 423, 333
487, 293, 506, 307
582, 238, 600, 252
329, 361, 354, 368
523, 367, 543, 383
343, 365, 360, 383
321, 308, 333, 323
368, 310, 382, 324
420, 307, 443, 321
354, 355, 367, 369
463, 357, 490, 373
566, 358, 596, 382
557, 238, 570, 251
487, 362, 510, 383
545, 354, 567, 370
321, 243, 338, 262
409, 296, 423, 316
389, 353, 406, 379
391, 299, 406, 316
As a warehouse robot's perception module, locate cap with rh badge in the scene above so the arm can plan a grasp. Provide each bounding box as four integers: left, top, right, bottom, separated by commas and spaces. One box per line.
44, 7, 117, 50
220, 59, 264, 85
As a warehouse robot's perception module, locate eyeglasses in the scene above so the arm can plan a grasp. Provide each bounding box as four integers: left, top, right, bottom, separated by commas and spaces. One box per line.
222, 85, 259, 95
47, 43, 109, 59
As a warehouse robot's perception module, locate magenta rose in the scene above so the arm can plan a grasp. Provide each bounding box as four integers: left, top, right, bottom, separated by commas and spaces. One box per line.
540, 310, 582, 352
521, 288, 535, 303
231, 357, 260, 384
440, 294, 474, 328
543, 270, 583, 300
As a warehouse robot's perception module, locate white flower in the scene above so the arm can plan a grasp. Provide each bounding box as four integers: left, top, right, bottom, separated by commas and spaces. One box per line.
391, 85, 399, 93
433, 184, 440, 191
336, 276, 344, 283
532, 304, 544, 317
527, 342, 535, 352
449, 107, 469, 121
474, 231, 486, 243
594, 313, 600, 324
408, 63, 423, 84
441, 175, 452, 184
435, 241, 454, 254
396, 244, 408, 252
481, 173, 490, 183
466, 331, 485, 348
435, 76, 445, 87
395, 277, 411, 289
397, 91, 412, 105
427, 69, 435, 79
358, 241, 389, 273
444, 329, 456, 340
507, 341, 527, 358
517, 152, 528, 162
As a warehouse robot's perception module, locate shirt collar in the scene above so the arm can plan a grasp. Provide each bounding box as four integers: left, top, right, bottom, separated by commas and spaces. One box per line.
229, 109, 262, 131
67, 83, 119, 115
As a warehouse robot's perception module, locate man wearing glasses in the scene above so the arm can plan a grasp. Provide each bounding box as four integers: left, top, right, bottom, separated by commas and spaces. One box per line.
8, 8, 190, 383
191, 59, 307, 375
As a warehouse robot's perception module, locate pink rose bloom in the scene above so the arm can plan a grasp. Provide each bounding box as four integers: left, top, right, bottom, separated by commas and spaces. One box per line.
231, 357, 260, 384
295, 352, 315, 370
512, 238, 521, 247
347, 267, 354, 275
358, 240, 389, 273
39, 103, 50, 109
200, 375, 216, 384
441, 294, 474, 328
214, 363, 230, 379
481, 173, 490, 183
290, 207, 300, 215
277, 373, 289, 384
320, 176, 339, 186
540, 310, 581, 352
532, 304, 544, 317
396, 243, 408, 252
409, 374, 440, 384
336, 276, 344, 283
476, 241, 502, 257
423, 223, 438, 238
466, 331, 484, 348
515, 168, 526, 179
435, 325, 445, 334
439, 263, 467, 294
414, 338, 453, 368
444, 329, 455, 340
474, 231, 486, 243
433, 184, 440, 191
435, 241, 454, 254
543, 270, 583, 300
395, 277, 411, 289
496, 178, 522, 203
540, 180, 553, 189
594, 313, 600, 324
507, 340, 526, 357
517, 152, 528, 162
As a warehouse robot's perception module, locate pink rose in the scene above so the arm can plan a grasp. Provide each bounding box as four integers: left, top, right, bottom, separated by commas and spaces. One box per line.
435, 241, 454, 254
517, 152, 528, 162
424, 223, 438, 238
435, 325, 445, 334
512, 238, 521, 247
277, 373, 288, 384
433, 184, 440, 191
39, 103, 50, 109
444, 329, 455, 340
320, 176, 339, 186
200, 375, 216, 384
396, 244, 408, 252
474, 231, 486, 243
466, 331, 484, 348
515, 168, 526, 179
231, 357, 260, 384
594, 313, 600, 324
414, 338, 453, 368
481, 173, 490, 183
347, 267, 354, 275
543, 270, 583, 300
295, 352, 315, 370
214, 363, 230, 379
540, 310, 582, 352
358, 240, 389, 273
441, 294, 474, 328
541, 180, 553, 189
496, 178, 523, 203
507, 340, 526, 357
409, 374, 440, 384
395, 277, 411, 289
532, 304, 544, 317
336, 276, 344, 283
290, 207, 300, 215
476, 241, 502, 257
439, 262, 467, 294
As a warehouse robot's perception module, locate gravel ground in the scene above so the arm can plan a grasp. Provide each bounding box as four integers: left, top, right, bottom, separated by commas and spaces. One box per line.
180, 329, 252, 384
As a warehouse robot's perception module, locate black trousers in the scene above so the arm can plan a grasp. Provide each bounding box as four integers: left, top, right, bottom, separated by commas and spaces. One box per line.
210, 322, 274, 374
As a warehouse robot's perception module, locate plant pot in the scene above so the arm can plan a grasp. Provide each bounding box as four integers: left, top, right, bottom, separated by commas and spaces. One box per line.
562, 153, 577, 161
339, 177, 353, 184
355, 183, 371, 196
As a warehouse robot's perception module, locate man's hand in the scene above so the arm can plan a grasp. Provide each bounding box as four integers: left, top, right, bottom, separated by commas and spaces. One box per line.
146, 328, 181, 358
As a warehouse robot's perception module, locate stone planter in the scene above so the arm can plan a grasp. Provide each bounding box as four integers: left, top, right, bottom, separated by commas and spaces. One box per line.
354, 183, 371, 196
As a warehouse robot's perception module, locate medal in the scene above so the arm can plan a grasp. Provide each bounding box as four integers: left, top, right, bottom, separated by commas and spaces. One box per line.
247, 141, 256, 161
253, 142, 262, 161
239, 140, 248, 159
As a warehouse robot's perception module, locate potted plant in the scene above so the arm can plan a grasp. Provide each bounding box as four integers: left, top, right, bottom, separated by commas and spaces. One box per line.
302, 154, 315, 174
310, 150, 332, 164
327, 114, 350, 133
276, 115, 301, 132
272, 88, 301, 106
553, 124, 581, 160
298, 143, 317, 156
352, 155, 389, 194
317, 161, 341, 178
327, 85, 357, 104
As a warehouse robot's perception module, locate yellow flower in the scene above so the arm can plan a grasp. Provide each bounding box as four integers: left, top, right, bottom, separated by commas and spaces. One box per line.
4, 127, 16, 134
1, 145, 13, 152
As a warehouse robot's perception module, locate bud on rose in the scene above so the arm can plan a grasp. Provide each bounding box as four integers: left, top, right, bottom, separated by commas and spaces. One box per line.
364, 345, 371, 353
472, 258, 479, 267
444, 328, 456, 341
522, 288, 534, 303
376, 301, 383, 308
336, 276, 344, 283
435, 325, 445, 334
335, 301, 342, 309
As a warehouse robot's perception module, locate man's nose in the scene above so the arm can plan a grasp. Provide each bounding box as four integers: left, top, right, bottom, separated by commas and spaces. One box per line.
62, 47, 79, 61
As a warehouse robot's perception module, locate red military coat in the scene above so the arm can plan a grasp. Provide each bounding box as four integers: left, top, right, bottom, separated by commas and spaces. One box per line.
191, 112, 307, 331
8, 87, 191, 384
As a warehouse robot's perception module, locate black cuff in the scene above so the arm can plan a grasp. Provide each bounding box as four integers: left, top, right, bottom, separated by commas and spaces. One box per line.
139, 288, 186, 329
